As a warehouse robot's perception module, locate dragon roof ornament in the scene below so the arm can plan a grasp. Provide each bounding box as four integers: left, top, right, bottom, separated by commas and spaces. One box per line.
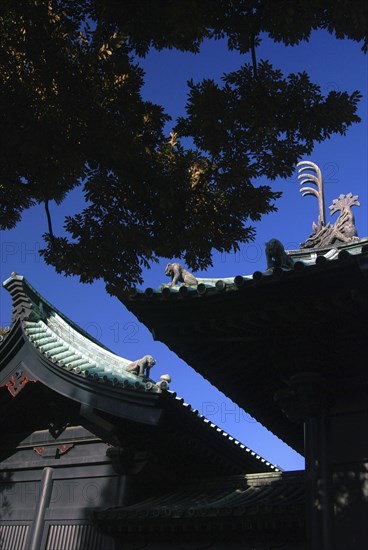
297, 161, 360, 249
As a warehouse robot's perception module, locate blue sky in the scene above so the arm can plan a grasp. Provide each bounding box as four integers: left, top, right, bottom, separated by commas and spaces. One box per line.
0, 30, 367, 471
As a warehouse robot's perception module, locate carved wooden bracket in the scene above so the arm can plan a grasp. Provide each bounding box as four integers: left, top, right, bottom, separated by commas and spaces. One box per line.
106, 447, 151, 475
1, 369, 36, 397
33, 443, 74, 459
55, 443, 74, 458
274, 372, 334, 422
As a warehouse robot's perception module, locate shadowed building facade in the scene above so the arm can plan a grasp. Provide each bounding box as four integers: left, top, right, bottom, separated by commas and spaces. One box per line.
3, 159, 366, 549
119, 238, 368, 550
0, 274, 304, 550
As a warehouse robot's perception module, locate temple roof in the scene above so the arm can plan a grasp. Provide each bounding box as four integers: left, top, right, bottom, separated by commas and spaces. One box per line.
118, 239, 368, 454
95, 470, 304, 534
2, 273, 163, 393
0, 273, 279, 475
127, 238, 368, 299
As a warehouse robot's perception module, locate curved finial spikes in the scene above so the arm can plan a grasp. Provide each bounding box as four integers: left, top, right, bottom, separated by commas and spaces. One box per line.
297, 160, 320, 171
300, 187, 319, 198
297, 160, 326, 227
298, 174, 319, 186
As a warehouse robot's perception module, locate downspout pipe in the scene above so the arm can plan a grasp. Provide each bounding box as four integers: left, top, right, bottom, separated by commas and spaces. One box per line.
26, 467, 54, 550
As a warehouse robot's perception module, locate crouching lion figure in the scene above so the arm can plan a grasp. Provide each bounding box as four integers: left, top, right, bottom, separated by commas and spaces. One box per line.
265, 239, 294, 269
165, 263, 197, 287
125, 355, 156, 377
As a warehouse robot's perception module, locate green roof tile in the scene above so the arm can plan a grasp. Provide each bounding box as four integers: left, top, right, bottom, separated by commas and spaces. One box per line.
3, 275, 165, 394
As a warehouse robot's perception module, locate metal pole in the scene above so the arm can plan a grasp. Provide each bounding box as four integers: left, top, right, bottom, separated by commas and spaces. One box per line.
26, 467, 54, 550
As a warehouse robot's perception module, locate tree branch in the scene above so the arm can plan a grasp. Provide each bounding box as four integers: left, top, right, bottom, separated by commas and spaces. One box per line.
44, 200, 54, 239
250, 35, 258, 79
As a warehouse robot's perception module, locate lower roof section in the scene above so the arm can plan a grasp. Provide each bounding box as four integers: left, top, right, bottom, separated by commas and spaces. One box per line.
119, 241, 368, 454
95, 470, 304, 533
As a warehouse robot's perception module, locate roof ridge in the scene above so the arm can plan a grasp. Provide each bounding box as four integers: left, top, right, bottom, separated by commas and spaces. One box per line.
165, 391, 281, 472
122, 237, 368, 299
3, 273, 113, 352
2, 273, 165, 394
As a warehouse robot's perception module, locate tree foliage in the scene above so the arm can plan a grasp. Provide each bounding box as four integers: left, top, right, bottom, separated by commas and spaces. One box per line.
0, 0, 366, 292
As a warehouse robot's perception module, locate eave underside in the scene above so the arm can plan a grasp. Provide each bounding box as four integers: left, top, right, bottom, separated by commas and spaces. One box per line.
0, 324, 277, 478
96, 471, 305, 535
121, 255, 368, 455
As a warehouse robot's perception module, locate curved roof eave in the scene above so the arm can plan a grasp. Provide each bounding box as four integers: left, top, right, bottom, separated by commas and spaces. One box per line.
0, 273, 280, 473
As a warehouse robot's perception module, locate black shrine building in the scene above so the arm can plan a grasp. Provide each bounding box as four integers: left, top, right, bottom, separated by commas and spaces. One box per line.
121, 238, 368, 550
119, 162, 368, 550
0, 273, 303, 550
1, 161, 367, 549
